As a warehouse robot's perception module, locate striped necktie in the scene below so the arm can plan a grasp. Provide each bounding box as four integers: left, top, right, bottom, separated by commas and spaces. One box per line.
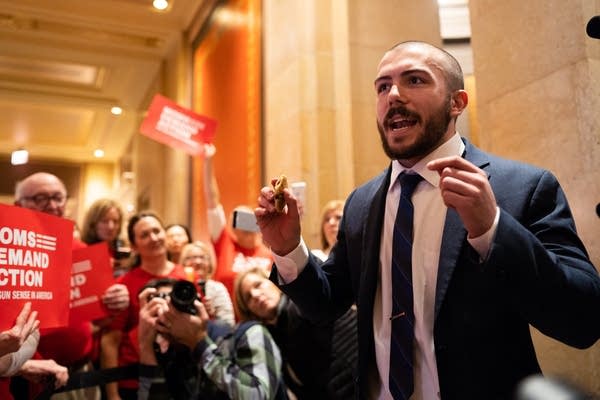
389, 172, 422, 400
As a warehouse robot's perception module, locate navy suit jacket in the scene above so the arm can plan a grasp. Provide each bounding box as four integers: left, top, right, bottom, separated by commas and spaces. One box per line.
274, 138, 600, 399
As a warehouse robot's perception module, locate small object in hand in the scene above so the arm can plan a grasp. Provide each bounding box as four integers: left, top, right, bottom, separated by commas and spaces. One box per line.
273, 175, 288, 212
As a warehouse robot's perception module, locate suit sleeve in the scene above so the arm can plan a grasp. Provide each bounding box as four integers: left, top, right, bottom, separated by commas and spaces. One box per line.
488, 169, 600, 348
272, 190, 359, 324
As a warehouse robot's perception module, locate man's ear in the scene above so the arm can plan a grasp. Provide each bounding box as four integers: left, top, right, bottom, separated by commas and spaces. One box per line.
451, 90, 468, 116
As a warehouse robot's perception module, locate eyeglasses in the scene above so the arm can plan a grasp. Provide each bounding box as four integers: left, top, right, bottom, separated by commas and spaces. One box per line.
183, 255, 210, 263
21, 193, 67, 207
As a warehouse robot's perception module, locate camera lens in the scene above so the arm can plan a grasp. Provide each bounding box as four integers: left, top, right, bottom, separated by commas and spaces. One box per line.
170, 280, 199, 315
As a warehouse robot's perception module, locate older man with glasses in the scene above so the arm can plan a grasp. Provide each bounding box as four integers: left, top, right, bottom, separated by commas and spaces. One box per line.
11, 172, 130, 400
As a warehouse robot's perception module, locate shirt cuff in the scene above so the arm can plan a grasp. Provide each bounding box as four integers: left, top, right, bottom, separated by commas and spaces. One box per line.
467, 206, 500, 261
272, 238, 309, 284
207, 204, 226, 241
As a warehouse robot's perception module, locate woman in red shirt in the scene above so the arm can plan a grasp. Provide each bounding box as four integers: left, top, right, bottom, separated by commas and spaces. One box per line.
100, 212, 187, 400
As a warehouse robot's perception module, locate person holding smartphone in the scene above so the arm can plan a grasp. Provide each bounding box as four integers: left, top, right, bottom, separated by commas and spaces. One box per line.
202, 143, 273, 299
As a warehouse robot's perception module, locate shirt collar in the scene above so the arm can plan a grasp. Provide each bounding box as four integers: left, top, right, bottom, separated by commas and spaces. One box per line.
389, 132, 465, 191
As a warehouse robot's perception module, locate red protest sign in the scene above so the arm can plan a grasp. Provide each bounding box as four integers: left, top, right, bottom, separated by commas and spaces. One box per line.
139, 94, 217, 155
0, 203, 72, 330
69, 242, 114, 323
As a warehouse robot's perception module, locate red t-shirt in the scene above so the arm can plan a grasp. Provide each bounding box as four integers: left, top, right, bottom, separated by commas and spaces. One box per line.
212, 229, 273, 298
108, 264, 187, 389
36, 237, 94, 367
0, 378, 13, 400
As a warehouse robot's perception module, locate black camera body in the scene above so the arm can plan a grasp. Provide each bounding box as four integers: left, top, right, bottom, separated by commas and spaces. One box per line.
170, 280, 200, 315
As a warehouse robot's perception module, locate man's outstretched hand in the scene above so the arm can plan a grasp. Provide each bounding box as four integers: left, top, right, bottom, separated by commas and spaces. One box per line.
255, 178, 302, 256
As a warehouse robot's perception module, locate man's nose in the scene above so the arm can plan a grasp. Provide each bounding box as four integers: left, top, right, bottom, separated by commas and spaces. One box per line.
44, 199, 63, 214
48, 198, 62, 207
388, 84, 407, 104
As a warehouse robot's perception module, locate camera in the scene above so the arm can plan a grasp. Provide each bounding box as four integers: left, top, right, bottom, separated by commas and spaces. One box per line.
146, 291, 169, 302
170, 280, 200, 315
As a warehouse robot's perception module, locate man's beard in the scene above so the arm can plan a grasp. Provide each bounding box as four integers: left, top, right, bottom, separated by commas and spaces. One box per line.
377, 96, 452, 161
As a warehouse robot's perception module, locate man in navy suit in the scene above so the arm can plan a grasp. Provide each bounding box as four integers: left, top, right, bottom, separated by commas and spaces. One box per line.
255, 41, 600, 399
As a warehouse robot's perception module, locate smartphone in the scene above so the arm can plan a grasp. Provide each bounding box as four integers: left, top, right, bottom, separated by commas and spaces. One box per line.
291, 181, 307, 217
232, 209, 260, 232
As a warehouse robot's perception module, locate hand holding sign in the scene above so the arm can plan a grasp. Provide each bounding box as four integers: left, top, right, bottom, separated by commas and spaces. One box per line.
101, 283, 130, 313
0, 204, 72, 330
0, 302, 39, 357
70, 242, 117, 323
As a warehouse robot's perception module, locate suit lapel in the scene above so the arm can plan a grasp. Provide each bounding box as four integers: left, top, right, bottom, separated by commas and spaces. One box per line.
434, 139, 491, 320
360, 168, 391, 315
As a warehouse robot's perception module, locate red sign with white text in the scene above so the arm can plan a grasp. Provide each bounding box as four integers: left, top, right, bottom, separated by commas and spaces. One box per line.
0, 203, 72, 330
139, 94, 217, 155
69, 242, 114, 323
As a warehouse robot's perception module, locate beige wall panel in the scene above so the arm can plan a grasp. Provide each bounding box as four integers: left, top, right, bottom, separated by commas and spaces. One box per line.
133, 134, 166, 217
470, 0, 600, 393
264, 0, 356, 245
349, 46, 389, 101
263, 1, 312, 73
162, 148, 190, 226
351, 104, 389, 185
79, 162, 116, 225
161, 38, 192, 227
470, 0, 592, 104
348, 0, 440, 47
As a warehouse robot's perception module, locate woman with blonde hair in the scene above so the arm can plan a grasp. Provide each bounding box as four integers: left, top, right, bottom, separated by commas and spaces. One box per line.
81, 198, 124, 245
81, 198, 130, 277
311, 200, 344, 261
234, 267, 357, 399
180, 241, 235, 326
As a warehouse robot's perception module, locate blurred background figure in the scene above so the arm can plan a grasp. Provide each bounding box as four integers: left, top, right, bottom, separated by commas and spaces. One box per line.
165, 224, 192, 265
180, 241, 235, 326
81, 198, 131, 278
234, 267, 357, 399
202, 143, 272, 298
100, 211, 187, 400
311, 200, 345, 262
515, 374, 594, 400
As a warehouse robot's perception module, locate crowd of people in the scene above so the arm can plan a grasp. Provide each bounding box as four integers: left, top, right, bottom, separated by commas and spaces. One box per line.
2, 140, 355, 400
2, 39, 598, 400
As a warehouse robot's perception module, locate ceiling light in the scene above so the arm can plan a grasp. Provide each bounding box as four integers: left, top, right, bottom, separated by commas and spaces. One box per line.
94, 149, 105, 158
153, 0, 168, 11
111, 106, 123, 115
11, 149, 29, 165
